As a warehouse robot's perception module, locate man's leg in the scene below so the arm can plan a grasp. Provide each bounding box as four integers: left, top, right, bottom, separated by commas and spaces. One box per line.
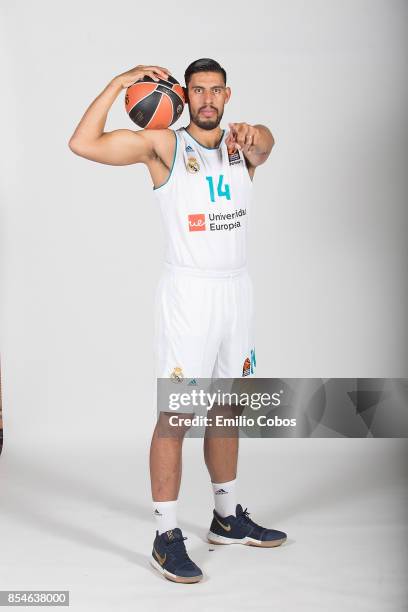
203, 403, 241, 517
149, 412, 190, 532
204, 405, 287, 549
149, 411, 203, 583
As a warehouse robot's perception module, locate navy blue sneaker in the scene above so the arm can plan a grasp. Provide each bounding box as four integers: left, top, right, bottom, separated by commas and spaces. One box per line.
151, 528, 203, 583
208, 504, 287, 548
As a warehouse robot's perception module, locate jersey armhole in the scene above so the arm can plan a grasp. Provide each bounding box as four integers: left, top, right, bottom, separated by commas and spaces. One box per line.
152, 130, 178, 191
243, 153, 255, 184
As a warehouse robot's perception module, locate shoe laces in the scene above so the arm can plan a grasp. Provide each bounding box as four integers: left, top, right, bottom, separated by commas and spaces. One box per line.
166, 536, 190, 562
237, 507, 257, 527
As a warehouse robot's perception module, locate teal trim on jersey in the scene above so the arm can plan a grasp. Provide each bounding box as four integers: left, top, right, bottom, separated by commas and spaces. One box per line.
152, 131, 178, 191
183, 127, 225, 150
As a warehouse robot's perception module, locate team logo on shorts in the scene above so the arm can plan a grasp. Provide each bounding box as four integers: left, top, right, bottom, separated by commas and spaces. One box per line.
188, 213, 206, 231
170, 366, 184, 383
186, 156, 200, 173
242, 357, 251, 376
242, 347, 256, 376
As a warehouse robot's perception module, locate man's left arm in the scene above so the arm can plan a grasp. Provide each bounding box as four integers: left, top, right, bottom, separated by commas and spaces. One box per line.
226, 122, 275, 168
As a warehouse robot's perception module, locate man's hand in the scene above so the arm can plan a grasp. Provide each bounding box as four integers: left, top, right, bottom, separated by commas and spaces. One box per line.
226, 122, 274, 167
226, 122, 257, 155
113, 64, 172, 89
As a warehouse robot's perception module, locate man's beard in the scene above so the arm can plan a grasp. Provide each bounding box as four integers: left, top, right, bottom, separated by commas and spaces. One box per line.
190, 107, 224, 131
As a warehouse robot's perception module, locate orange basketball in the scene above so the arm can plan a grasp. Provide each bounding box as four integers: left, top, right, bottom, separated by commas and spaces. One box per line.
125, 74, 185, 129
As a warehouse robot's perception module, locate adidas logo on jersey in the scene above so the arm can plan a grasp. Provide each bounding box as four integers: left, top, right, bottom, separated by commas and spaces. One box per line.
215, 488, 228, 495
185, 145, 194, 153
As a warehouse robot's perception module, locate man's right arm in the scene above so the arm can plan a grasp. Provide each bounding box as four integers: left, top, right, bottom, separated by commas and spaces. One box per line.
68, 64, 171, 166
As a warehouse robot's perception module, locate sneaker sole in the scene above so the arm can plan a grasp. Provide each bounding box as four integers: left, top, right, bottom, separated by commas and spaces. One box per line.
150, 557, 203, 583
207, 531, 286, 548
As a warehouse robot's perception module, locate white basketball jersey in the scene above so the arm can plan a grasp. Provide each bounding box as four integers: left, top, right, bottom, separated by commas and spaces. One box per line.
152, 127, 253, 271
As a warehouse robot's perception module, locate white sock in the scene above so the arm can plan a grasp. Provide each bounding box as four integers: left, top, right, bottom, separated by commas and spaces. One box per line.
152, 500, 178, 534
212, 478, 237, 517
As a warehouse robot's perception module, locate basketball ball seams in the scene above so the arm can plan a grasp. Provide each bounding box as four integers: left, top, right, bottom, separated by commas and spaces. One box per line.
145, 92, 163, 128
129, 90, 164, 128
128, 81, 184, 108
146, 92, 168, 129
126, 87, 159, 114
160, 89, 184, 125
125, 74, 185, 129
156, 84, 185, 105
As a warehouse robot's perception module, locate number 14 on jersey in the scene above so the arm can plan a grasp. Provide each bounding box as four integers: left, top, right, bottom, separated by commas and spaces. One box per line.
206, 174, 231, 203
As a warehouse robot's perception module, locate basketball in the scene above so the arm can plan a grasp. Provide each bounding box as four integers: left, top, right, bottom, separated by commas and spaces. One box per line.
125, 74, 185, 129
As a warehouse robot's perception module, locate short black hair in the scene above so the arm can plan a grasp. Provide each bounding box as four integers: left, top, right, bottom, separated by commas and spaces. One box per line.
184, 58, 227, 87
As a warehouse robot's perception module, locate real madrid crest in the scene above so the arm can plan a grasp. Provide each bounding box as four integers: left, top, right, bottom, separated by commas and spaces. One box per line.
186, 156, 200, 173
170, 366, 184, 383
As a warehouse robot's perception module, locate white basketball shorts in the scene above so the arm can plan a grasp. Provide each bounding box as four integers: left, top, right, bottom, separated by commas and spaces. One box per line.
154, 262, 256, 380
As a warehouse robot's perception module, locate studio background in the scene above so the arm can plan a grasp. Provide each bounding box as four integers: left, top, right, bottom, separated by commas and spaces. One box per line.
0, 1, 407, 610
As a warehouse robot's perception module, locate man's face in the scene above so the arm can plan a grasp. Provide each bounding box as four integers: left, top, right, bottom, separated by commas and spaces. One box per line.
184, 72, 231, 131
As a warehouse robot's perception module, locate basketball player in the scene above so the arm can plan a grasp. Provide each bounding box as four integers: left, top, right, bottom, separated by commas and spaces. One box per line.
69, 58, 287, 584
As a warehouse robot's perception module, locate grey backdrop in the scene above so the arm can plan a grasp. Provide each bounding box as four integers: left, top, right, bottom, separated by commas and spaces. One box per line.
0, 1, 407, 610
